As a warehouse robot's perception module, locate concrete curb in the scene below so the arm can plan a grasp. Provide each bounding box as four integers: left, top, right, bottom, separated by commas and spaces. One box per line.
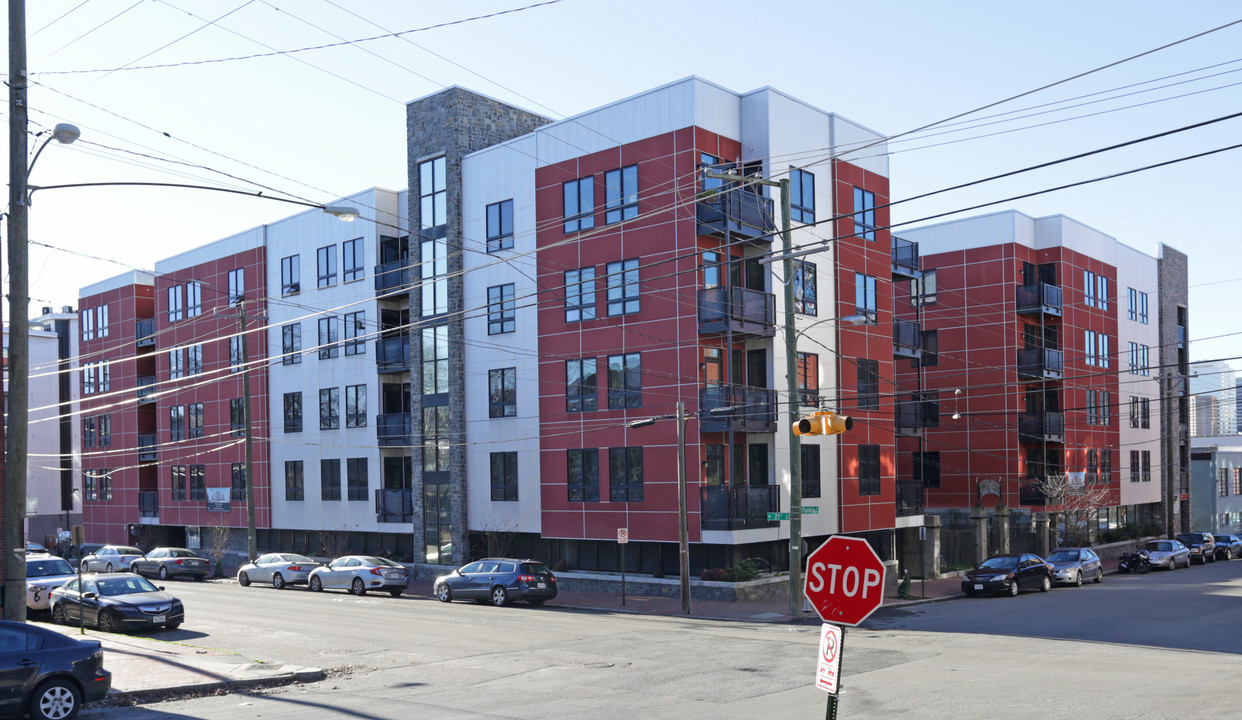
106, 666, 325, 701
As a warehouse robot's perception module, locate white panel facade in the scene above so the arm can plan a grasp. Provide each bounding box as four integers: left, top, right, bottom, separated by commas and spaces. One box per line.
1115, 244, 1162, 507
25, 327, 73, 521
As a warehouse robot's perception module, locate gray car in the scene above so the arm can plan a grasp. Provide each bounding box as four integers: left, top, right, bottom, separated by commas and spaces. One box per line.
80, 545, 145, 573
130, 548, 211, 581
1142, 539, 1191, 569
434, 558, 558, 607
1046, 547, 1104, 586
308, 556, 409, 597
236, 553, 321, 589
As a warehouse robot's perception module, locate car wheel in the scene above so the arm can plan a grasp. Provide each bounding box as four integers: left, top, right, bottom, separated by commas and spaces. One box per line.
165, 621, 181, 631
105, 562, 113, 573
238, 571, 251, 587
1040, 575, 1051, 592
435, 583, 452, 603
50, 603, 66, 625
309, 576, 323, 592
388, 589, 402, 598
29, 678, 80, 720
1094, 568, 1103, 583
97, 609, 118, 634
159, 566, 169, 581
272, 573, 286, 590
1169, 557, 1176, 571
1074, 571, 1083, 587
349, 578, 366, 596
1007, 581, 1020, 597
491, 586, 509, 606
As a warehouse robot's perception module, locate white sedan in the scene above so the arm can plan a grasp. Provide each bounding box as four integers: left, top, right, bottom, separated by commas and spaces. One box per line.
25, 555, 77, 611
308, 556, 409, 597
237, 553, 321, 589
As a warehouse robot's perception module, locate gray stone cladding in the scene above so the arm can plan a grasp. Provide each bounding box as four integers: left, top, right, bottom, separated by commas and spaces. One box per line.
406, 88, 549, 566
1157, 243, 1189, 533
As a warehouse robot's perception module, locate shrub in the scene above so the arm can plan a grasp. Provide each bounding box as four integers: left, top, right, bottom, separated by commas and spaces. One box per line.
700, 567, 726, 581
723, 559, 759, 582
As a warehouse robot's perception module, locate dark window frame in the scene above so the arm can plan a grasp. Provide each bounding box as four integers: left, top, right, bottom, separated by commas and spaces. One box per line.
566, 358, 598, 412
567, 448, 600, 502
604, 165, 639, 225
317, 245, 338, 288
858, 445, 881, 496
490, 452, 518, 501
488, 367, 517, 418
487, 283, 515, 335
281, 254, 300, 295
607, 353, 642, 409
606, 259, 640, 316
608, 446, 644, 503
790, 168, 815, 224
563, 176, 595, 233
486, 199, 514, 252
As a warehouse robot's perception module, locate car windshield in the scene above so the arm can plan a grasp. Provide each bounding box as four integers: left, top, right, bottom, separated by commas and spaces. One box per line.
169, 550, 199, 558
1145, 542, 1172, 552
1046, 550, 1079, 562
96, 576, 159, 596
115, 547, 143, 555
978, 557, 1018, 570
361, 557, 400, 567
28, 558, 73, 577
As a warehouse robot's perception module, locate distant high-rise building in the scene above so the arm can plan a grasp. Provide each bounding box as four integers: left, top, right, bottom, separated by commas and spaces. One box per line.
1189, 361, 1237, 436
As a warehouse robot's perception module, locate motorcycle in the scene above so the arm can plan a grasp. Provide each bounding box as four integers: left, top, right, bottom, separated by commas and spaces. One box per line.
1117, 549, 1151, 574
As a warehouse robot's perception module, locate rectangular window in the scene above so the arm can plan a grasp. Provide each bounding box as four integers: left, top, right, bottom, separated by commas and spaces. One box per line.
81, 364, 96, 395
282, 323, 302, 365
797, 352, 819, 406
1084, 270, 1098, 308
857, 359, 879, 410
1140, 345, 1150, 375
83, 417, 96, 448
487, 284, 515, 335
609, 447, 644, 503
227, 268, 244, 306
853, 187, 876, 240
171, 466, 186, 501
490, 452, 518, 501
1099, 334, 1110, 369
230, 398, 245, 437
565, 267, 596, 322
320, 387, 340, 430
802, 444, 821, 498
346, 458, 368, 501
231, 464, 246, 502
187, 344, 203, 376
1141, 397, 1151, 429
1087, 449, 1098, 485
1101, 449, 1112, 483
1101, 391, 1111, 426
421, 237, 448, 317
1130, 450, 1140, 483
321, 459, 341, 501
567, 448, 599, 502
285, 461, 304, 501
422, 325, 449, 395
228, 337, 243, 372
1141, 450, 1152, 482
486, 199, 514, 252
1098, 275, 1109, 311
915, 451, 941, 488
169, 406, 185, 442
858, 445, 881, 495
317, 245, 338, 288
912, 268, 938, 307
189, 465, 206, 501
1234, 474, 1242, 496
167, 285, 183, 322
489, 368, 517, 418
423, 406, 450, 472
281, 255, 300, 295
97, 362, 110, 393
1086, 389, 1098, 425
604, 165, 639, 224
419, 156, 447, 229
97, 305, 110, 335
283, 392, 303, 433
608, 353, 641, 409
185, 282, 202, 318
84, 472, 96, 501
566, 358, 598, 412
1130, 396, 1140, 428
606, 259, 640, 316
793, 261, 817, 315
81, 308, 95, 341
563, 176, 595, 233
1085, 330, 1098, 366
342, 238, 364, 282
344, 311, 366, 355
1128, 287, 1137, 321
1139, 291, 1148, 323
94, 415, 109, 447
187, 403, 204, 438
345, 384, 367, 428
318, 316, 339, 359
1220, 470, 1229, 497
99, 471, 112, 501
854, 272, 878, 324
790, 168, 816, 224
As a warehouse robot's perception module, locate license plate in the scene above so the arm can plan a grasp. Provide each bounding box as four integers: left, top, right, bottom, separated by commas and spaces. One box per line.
152, 615, 166, 623
973, 584, 983, 591
385, 572, 399, 579
537, 583, 546, 589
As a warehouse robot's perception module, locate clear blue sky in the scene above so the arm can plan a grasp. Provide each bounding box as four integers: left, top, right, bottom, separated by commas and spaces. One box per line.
6, 1, 1241, 362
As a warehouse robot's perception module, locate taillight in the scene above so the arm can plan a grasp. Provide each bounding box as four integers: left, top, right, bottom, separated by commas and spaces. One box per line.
518, 574, 536, 583
288, 565, 302, 572
174, 559, 184, 565
550, 576, 557, 582
370, 568, 383, 576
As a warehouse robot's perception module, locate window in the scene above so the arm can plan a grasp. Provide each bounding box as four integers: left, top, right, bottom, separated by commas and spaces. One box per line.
419, 156, 447, 229
609, 447, 644, 502
97, 363, 110, 392
227, 268, 244, 305
565, 267, 596, 322
344, 311, 366, 355
490, 452, 518, 501
345, 384, 366, 428
1099, 334, 1110, 368
231, 464, 246, 502
1130, 450, 1140, 483
489, 368, 517, 418
790, 168, 815, 223
229, 337, 243, 372
1234, 472, 1242, 497
282, 323, 302, 365
167, 285, 183, 322
189, 465, 205, 501
702, 251, 722, 289
1220, 469, 1229, 497
1141, 450, 1152, 482
567, 448, 599, 502
604, 165, 639, 224
915, 451, 941, 488
81, 364, 96, 395
486, 200, 514, 252
853, 187, 876, 240
1084, 270, 1098, 308
346, 458, 368, 501
912, 269, 937, 307
1101, 391, 1111, 426
84, 472, 96, 501
1140, 345, 1150, 375
421, 237, 448, 317
1087, 390, 1098, 425
922, 329, 939, 367
793, 261, 817, 315
1139, 291, 1148, 323
608, 353, 641, 409
317, 245, 338, 288
318, 316, 339, 359
797, 353, 819, 406
856, 359, 879, 410
283, 392, 303, 433
169, 406, 185, 442
320, 388, 340, 430
1141, 397, 1150, 429
94, 415, 109, 446
230, 398, 245, 436
171, 466, 187, 501
81, 308, 95, 340
281, 255, 300, 295
1098, 276, 1109, 311
285, 461, 304, 501
858, 445, 881, 495
563, 176, 595, 233
422, 326, 449, 395
186, 282, 202, 318
1129, 396, 1140, 428
96, 305, 110, 335
95, 470, 112, 501
854, 273, 878, 324
321, 459, 341, 501
487, 284, 515, 335
1101, 449, 1112, 483
342, 238, 364, 282
1087, 449, 1098, 485
802, 444, 821, 498
187, 403, 204, 439
423, 406, 450, 472
567, 358, 598, 412
187, 344, 203, 376
82, 418, 96, 448
606, 259, 640, 316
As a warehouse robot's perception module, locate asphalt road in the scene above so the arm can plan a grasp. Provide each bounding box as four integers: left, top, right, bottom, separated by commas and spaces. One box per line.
80, 559, 1242, 719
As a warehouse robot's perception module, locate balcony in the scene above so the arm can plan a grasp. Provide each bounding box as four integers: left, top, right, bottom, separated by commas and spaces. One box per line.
1017, 348, 1064, 381
375, 335, 412, 374
699, 384, 777, 434
896, 479, 923, 517
135, 318, 155, 348
377, 413, 413, 447
1016, 283, 1063, 316
697, 287, 776, 338
375, 488, 412, 523
137, 434, 157, 462
700, 484, 780, 531
136, 376, 156, 405
893, 320, 922, 360
696, 189, 776, 243
138, 491, 158, 519
895, 398, 939, 437
374, 260, 414, 296
1019, 412, 1065, 443
891, 237, 920, 280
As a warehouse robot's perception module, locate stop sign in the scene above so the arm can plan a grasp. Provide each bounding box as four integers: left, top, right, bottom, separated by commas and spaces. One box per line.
803, 536, 885, 626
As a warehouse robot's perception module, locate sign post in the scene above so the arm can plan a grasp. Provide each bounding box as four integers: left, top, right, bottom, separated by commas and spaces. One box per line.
617, 528, 628, 607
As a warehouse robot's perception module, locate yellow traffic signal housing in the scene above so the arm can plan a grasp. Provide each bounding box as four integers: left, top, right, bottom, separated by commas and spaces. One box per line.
793, 411, 854, 436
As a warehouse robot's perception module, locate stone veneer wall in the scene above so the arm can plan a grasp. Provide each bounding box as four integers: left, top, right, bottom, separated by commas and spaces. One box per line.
1157, 244, 1189, 534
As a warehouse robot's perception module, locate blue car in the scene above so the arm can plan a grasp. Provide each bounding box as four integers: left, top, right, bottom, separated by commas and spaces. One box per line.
1213, 534, 1242, 560
434, 558, 557, 607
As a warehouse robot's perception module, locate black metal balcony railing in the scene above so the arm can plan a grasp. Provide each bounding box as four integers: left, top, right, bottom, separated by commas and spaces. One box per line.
893, 320, 922, 359
1016, 282, 1063, 316
138, 491, 158, 518
136, 376, 156, 404
135, 318, 155, 348
137, 434, 157, 462
1017, 348, 1065, 380
896, 479, 923, 517
699, 384, 777, 434
374, 260, 414, 295
375, 335, 412, 374
375, 488, 412, 523
697, 287, 776, 337
700, 484, 780, 531
891, 236, 919, 279
696, 189, 776, 242
1018, 411, 1065, 442
377, 413, 413, 446
1019, 482, 1048, 507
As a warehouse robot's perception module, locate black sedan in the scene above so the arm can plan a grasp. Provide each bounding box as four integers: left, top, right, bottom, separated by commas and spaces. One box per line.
1213, 534, 1242, 560
129, 547, 211, 581
49, 573, 184, 633
962, 553, 1054, 597
434, 558, 558, 606
0, 619, 111, 720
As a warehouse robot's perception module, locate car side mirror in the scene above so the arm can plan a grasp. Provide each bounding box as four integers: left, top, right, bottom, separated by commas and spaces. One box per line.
157, 586, 165, 591
83, 592, 97, 600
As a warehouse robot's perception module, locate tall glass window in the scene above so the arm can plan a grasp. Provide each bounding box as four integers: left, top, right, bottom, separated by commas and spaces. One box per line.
487, 284, 515, 335
853, 188, 876, 240
422, 326, 449, 395
563, 176, 595, 233
606, 259, 640, 316
790, 168, 815, 223
419, 156, 447, 230
604, 165, 639, 224
565, 268, 596, 322
281, 255, 300, 295
342, 238, 364, 282
486, 199, 514, 252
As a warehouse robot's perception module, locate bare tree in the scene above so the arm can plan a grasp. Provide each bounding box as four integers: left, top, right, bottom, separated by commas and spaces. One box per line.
1031, 473, 1113, 547
206, 524, 231, 578
318, 525, 356, 560
478, 521, 517, 560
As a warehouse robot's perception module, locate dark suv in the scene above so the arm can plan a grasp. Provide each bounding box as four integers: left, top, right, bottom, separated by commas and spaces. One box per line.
434, 558, 557, 607
1175, 532, 1217, 564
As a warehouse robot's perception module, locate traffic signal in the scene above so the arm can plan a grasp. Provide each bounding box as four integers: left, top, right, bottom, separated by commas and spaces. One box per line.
793, 411, 854, 436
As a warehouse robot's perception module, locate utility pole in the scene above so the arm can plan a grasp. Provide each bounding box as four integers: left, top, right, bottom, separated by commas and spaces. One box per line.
676, 401, 690, 615
217, 298, 259, 563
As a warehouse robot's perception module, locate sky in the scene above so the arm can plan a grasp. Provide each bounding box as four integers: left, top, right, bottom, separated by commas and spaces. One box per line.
4, 1, 1241, 362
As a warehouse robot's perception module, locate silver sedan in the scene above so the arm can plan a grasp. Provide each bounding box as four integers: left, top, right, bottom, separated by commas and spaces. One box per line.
237, 553, 321, 589
1142, 539, 1191, 570
308, 556, 409, 597
80, 545, 145, 573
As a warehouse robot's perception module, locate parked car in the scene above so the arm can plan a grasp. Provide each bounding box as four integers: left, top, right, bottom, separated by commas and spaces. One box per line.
434, 558, 558, 606
73, 543, 104, 563
1175, 533, 1216, 564
961, 553, 1054, 597
308, 556, 409, 597
50, 572, 184, 633
1045, 547, 1103, 586
130, 547, 211, 581
25, 555, 78, 612
1213, 534, 1242, 560
79, 545, 145, 573
1141, 539, 1191, 569
0, 619, 111, 720
25, 542, 49, 556
236, 553, 322, 589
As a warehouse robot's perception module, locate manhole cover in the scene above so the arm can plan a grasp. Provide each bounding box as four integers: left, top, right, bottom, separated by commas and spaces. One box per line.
583, 662, 614, 669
